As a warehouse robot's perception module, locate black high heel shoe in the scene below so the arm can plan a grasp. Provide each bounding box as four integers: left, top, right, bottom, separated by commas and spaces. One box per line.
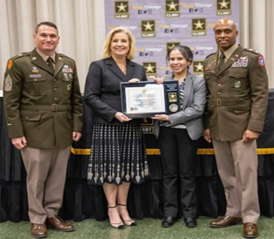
117, 204, 137, 226
108, 205, 124, 229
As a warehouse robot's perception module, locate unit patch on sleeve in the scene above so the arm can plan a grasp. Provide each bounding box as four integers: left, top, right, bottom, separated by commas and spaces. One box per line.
258, 55, 265, 67
4, 74, 12, 91
7, 60, 13, 70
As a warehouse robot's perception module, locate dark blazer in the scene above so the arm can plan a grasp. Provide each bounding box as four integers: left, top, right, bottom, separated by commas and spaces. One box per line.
3, 48, 83, 148
154, 71, 206, 140
203, 45, 269, 141
84, 57, 147, 125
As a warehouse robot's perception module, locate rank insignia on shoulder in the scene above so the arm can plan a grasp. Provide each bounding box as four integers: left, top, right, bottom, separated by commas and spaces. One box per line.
7, 60, 13, 70
4, 74, 12, 91
258, 55, 265, 67
205, 52, 215, 59
244, 48, 260, 55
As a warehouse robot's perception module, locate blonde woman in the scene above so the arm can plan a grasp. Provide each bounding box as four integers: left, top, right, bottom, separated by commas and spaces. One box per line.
84, 27, 149, 229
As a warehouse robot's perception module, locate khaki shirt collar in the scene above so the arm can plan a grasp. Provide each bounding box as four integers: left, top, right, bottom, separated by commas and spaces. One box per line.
219, 43, 238, 63
36, 49, 56, 63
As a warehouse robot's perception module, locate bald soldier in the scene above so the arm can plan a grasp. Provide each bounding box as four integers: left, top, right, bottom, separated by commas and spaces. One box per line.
203, 19, 268, 238
3, 22, 83, 238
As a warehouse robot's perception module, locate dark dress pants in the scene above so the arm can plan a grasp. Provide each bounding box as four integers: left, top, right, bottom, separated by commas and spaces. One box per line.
158, 127, 198, 218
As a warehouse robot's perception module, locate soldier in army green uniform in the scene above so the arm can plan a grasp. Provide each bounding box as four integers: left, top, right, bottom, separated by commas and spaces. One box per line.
203, 19, 268, 238
3, 22, 83, 238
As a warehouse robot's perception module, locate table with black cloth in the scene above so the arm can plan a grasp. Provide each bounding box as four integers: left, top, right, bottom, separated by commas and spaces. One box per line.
0, 89, 274, 222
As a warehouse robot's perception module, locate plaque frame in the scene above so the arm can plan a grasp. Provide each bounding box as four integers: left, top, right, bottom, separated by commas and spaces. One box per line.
120, 81, 180, 118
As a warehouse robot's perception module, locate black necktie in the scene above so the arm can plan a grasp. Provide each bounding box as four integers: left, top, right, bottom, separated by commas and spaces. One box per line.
47, 57, 54, 73
218, 53, 225, 70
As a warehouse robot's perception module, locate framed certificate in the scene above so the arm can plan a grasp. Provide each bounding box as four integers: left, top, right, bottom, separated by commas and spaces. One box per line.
120, 81, 180, 118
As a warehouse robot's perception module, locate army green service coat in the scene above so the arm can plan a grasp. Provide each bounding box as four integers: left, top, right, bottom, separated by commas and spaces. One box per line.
203, 45, 268, 141
3, 48, 83, 148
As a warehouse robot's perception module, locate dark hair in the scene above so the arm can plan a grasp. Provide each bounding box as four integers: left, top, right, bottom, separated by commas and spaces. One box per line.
167, 45, 193, 66
35, 21, 58, 34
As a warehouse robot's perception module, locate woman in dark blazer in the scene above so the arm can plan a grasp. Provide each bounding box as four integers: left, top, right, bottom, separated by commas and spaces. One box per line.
84, 27, 149, 229
152, 45, 206, 228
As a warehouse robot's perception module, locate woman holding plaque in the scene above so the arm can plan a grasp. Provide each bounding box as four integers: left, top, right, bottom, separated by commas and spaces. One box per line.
84, 27, 149, 229
152, 45, 206, 228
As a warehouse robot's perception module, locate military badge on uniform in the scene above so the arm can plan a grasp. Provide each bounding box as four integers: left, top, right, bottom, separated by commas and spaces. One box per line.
63, 73, 69, 81
7, 60, 13, 70
32, 66, 39, 73
66, 84, 72, 91
4, 74, 12, 91
232, 57, 248, 67
62, 65, 73, 73
258, 55, 265, 67
234, 81, 241, 88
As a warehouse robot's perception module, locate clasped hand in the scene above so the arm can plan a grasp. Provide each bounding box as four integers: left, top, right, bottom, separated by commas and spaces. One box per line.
115, 112, 132, 122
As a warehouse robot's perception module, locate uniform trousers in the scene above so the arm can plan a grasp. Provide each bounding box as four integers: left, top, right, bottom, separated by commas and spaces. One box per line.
212, 139, 260, 223
158, 127, 198, 218
21, 146, 71, 224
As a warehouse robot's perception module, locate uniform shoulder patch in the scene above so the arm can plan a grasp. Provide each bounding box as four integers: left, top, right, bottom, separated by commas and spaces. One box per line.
258, 55, 265, 67
7, 60, 13, 70
205, 52, 215, 59
243, 48, 260, 55
6, 52, 30, 71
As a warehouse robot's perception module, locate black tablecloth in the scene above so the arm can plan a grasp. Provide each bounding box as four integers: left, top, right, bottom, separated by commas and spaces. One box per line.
0, 89, 274, 222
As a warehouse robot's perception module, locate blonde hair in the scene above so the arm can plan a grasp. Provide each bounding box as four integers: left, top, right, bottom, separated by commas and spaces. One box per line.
102, 27, 136, 60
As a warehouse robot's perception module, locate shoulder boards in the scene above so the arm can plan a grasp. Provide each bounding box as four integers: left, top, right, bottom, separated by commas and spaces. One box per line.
205, 52, 215, 59
6, 52, 30, 70
58, 53, 66, 57
243, 48, 260, 55
58, 53, 72, 60
11, 52, 31, 60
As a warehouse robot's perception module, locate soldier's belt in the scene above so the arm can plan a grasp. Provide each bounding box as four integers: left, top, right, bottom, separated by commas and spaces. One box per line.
21, 104, 71, 112
211, 98, 243, 107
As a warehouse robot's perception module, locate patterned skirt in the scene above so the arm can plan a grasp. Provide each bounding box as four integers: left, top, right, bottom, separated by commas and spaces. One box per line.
87, 123, 149, 185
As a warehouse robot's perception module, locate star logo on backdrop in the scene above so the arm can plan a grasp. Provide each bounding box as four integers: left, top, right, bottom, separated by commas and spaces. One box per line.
194, 62, 203, 72
167, 1, 178, 11
117, 2, 127, 12
145, 63, 155, 73
218, 0, 229, 9
194, 20, 204, 30
143, 21, 154, 31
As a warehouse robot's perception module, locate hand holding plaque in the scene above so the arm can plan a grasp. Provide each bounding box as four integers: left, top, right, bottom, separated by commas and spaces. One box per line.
120, 81, 180, 118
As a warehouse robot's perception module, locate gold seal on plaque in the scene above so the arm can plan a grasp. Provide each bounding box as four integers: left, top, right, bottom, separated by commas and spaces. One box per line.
168, 92, 177, 102
169, 104, 179, 112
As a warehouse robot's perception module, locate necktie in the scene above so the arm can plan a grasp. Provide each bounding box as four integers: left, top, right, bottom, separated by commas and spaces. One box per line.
218, 53, 225, 70
47, 57, 54, 73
